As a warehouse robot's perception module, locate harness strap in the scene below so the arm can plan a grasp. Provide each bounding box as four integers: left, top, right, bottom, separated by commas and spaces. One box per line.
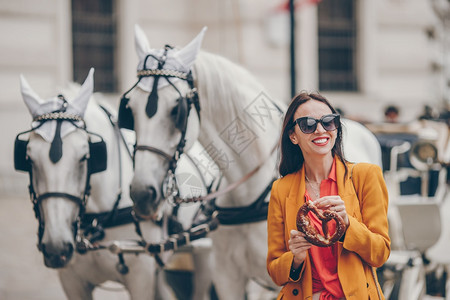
81, 207, 135, 229
215, 179, 274, 225
77, 105, 145, 252
146, 213, 219, 253
95, 105, 132, 226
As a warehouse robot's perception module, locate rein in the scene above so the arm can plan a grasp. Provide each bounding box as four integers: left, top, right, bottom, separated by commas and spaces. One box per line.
170, 143, 279, 205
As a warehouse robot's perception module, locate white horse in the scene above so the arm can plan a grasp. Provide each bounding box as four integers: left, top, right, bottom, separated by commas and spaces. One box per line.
15, 69, 173, 300
121, 26, 383, 299
342, 119, 382, 168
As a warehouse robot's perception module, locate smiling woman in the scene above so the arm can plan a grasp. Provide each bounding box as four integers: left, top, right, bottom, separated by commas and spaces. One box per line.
278, 93, 345, 177
267, 91, 390, 300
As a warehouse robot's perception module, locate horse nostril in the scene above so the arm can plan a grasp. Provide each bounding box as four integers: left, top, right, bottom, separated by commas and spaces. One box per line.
65, 242, 74, 257
130, 183, 160, 217
42, 241, 74, 257
148, 186, 157, 200
130, 184, 158, 203
42, 241, 74, 268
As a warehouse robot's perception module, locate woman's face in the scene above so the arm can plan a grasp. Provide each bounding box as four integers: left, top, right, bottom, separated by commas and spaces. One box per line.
289, 100, 337, 159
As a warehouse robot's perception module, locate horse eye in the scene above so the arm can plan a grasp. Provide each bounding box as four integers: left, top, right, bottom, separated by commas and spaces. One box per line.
79, 154, 88, 162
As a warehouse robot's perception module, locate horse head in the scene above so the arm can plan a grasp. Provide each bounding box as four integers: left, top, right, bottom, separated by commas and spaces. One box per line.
16, 69, 106, 268
119, 25, 203, 219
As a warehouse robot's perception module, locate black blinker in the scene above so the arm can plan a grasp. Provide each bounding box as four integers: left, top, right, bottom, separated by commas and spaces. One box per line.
88, 139, 107, 174
118, 96, 134, 130
14, 138, 30, 172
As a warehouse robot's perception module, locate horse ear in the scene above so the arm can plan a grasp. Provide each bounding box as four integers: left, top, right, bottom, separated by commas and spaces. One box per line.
135, 24, 151, 60
20, 74, 43, 117
176, 26, 207, 69
70, 68, 94, 117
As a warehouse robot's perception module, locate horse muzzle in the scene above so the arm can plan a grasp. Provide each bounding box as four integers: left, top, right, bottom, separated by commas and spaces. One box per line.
130, 184, 162, 219
41, 242, 74, 268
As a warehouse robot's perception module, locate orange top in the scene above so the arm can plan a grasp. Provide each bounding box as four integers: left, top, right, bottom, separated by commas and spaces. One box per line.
306, 159, 345, 300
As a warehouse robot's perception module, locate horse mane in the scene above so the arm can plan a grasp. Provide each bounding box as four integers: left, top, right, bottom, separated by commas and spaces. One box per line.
192, 51, 285, 163
193, 51, 272, 125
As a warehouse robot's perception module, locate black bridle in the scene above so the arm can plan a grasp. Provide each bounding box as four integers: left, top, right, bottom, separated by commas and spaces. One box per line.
120, 47, 282, 211
14, 99, 104, 251
105, 47, 286, 259
120, 45, 200, 204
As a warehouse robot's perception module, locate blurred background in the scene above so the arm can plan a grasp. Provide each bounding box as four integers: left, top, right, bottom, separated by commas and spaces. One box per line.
1, 0, 450, 299
1, 0, 449, 195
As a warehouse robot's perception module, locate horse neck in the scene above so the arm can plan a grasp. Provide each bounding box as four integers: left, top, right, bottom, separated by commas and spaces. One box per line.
193, 52, 283, 206
84, 101, 134, 212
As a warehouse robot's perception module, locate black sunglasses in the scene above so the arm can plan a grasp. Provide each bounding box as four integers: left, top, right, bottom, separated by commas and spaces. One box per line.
292, 114, 340, 134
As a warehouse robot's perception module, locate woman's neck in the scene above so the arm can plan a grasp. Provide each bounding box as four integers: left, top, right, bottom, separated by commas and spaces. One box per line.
303, 154, 334, 183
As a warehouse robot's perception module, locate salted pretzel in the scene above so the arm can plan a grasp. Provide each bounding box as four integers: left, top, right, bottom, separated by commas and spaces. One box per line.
296, 201, 346, 247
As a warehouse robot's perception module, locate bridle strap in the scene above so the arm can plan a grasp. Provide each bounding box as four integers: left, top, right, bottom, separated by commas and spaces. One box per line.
131, 56, 198, 175
33, 112, 84, 123
134, 145, 174, 162
21, 102, 93, 249
31, 183, 89, 251
137, 69, 189, 79
35, 192, 85, 206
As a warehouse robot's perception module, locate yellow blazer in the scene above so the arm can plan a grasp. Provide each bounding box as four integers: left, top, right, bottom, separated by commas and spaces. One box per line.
267, 159, 390, 300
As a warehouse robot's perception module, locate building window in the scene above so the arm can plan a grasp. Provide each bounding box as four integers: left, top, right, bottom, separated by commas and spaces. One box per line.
318, 0, 357, 91
72, 0, 117, 92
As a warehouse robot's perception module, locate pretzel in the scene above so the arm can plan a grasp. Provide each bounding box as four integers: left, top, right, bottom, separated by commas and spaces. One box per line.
296, 201, 346, 247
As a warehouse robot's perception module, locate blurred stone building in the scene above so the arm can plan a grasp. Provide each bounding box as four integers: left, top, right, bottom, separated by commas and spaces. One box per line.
0, 0, 447, 194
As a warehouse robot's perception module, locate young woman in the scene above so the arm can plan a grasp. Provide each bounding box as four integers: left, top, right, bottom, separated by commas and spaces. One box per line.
267, 92, 390, 300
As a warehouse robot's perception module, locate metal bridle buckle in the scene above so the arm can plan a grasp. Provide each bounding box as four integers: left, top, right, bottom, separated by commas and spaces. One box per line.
187, 87, 197, 99
162, 170, 179, 206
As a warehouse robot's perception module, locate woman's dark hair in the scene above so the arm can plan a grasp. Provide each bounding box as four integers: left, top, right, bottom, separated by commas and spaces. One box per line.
278, 91, 347, 177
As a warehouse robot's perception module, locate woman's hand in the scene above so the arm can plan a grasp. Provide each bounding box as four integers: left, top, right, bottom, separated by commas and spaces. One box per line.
313, 196, 349, 227
289, 230, 312, 268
